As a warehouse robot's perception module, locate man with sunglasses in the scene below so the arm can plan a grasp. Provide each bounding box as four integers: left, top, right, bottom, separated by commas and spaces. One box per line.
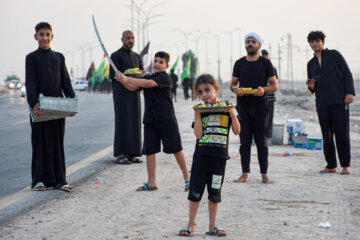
230, 33, 278, 184
306, 31, 355, 175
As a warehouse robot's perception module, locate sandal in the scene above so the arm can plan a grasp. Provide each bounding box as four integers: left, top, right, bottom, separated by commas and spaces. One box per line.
114, 156, 132, 165
59, 184, 72, 192
179, 226, 193, 237
184, 181, 190, 192
206, 226, 227, 237
32, 182, 46, 191
136, 183, 158, 191
129, 157, 143, 163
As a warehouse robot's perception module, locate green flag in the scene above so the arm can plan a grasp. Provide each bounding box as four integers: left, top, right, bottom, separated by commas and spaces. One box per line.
196, 59, 200, 77
181, 55, 191, 81
168, 57, 179, 75
91, 58, 106, 87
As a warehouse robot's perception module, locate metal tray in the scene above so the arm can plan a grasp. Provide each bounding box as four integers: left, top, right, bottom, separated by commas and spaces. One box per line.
192, 104, 235, 113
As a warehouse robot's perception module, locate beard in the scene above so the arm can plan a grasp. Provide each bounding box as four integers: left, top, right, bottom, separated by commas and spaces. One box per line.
124, 42, 134, 50
246, 46, 258, 56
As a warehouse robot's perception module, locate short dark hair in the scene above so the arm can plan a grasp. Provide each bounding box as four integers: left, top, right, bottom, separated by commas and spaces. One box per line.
154, 51, 170, 63
195, 74, 218, 90
307, 31, 326, 42
35, 22, 52, 33
261, 49, 269, 56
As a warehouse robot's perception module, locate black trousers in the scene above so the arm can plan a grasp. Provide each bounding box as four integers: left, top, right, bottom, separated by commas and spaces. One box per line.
317, 104, 351, 168
238, 102, 269, 174
265, 101, 275, 138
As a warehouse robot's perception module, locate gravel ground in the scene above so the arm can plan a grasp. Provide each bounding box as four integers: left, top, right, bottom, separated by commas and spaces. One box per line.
1, 90, 359, 240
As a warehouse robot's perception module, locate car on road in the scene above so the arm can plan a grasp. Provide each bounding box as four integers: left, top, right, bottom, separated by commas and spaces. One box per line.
72, 80, 88, 91
4, 75, 22, 89
20, 85, 26, 97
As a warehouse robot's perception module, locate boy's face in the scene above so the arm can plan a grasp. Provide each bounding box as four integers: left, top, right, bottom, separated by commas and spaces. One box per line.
153, 57, 169, 73
309, 39, 324, 53
34, 28, 53, 49
196, 83, 219, 103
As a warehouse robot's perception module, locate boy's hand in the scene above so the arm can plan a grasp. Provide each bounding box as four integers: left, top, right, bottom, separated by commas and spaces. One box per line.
253, 87, 265, 96
226, 106, 236, 115
115, 72, 129, 83
33, 103, 42, 116
306, 79, 316, 90
344, 94, 354, 104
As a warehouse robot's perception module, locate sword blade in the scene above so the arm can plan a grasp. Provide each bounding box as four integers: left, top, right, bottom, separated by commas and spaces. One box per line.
92, 15, 122, 75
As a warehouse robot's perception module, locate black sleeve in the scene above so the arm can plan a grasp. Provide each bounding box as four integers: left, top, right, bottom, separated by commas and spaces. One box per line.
334, 50, 355, 96
25, 54, 38, 109
273, 67, 278, 79
60, 53, 75, 98
153, 72, 171, 88
307, 61, 315, 94
232, 60, 240, 78
265, 59, 275, 78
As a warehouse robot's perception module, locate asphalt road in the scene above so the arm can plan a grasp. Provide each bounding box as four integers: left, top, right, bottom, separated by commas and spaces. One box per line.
0, 90, 115, 199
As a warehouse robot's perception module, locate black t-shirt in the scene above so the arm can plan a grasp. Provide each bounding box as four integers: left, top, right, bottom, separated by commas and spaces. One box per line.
142, 72, 176, 123
232, 56, 275, 105
193, 112, 232, 160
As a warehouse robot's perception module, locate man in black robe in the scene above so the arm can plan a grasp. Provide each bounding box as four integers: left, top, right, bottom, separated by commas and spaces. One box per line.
110, 30, 143, 164
26, 22, 75, 192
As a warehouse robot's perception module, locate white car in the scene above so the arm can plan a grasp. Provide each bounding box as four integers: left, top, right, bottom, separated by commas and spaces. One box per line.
72, 80, 88, 91
20, 85, 26, 97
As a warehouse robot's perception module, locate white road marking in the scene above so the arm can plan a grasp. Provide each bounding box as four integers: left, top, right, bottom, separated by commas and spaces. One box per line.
12, 120, 28, 126
0, 145, 113, 211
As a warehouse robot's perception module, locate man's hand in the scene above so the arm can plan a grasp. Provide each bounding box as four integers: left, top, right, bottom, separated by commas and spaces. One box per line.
253, 87, 265, 96
231, 86, 245, 96
69, 113, 77, 117
344, 94, 354, 104
33, 103, 42, 116
306, 79, 316, 90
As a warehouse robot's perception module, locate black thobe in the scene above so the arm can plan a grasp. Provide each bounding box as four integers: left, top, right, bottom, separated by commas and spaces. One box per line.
110, 47, 143, 157
26, 48, 75, 188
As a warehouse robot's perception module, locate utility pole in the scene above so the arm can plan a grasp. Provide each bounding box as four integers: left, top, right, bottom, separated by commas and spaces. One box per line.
286, 33, 294, 90
277, 42, 282, 82
213, 34, 222, 96
234, 27, 242, 58
226, 31, 233, 80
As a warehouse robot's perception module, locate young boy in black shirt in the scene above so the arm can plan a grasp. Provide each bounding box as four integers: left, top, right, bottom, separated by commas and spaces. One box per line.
115, 51, 190, 191
179, 74, 240, 237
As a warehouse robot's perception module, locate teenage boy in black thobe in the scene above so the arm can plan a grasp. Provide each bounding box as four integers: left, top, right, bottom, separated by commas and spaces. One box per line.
26, 22, 75, 192
115, 51, 190, 191
306, 31, 355, 175
230, 33, 278, 184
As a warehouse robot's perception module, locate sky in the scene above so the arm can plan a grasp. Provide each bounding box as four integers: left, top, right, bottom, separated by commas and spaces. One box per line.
1, 0, 360, 85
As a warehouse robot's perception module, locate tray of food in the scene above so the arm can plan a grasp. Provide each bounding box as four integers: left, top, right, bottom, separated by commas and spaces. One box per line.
30, 94, 78, 123
124, 68, 148, 78
238, 87, 258, 94
192, 101, 235, 113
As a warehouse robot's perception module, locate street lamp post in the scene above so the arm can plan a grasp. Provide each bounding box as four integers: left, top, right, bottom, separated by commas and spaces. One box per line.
234, 27, 242, 58
213, 34, 222, 96
173, 29, 199, 52
226, 31, 233, 79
